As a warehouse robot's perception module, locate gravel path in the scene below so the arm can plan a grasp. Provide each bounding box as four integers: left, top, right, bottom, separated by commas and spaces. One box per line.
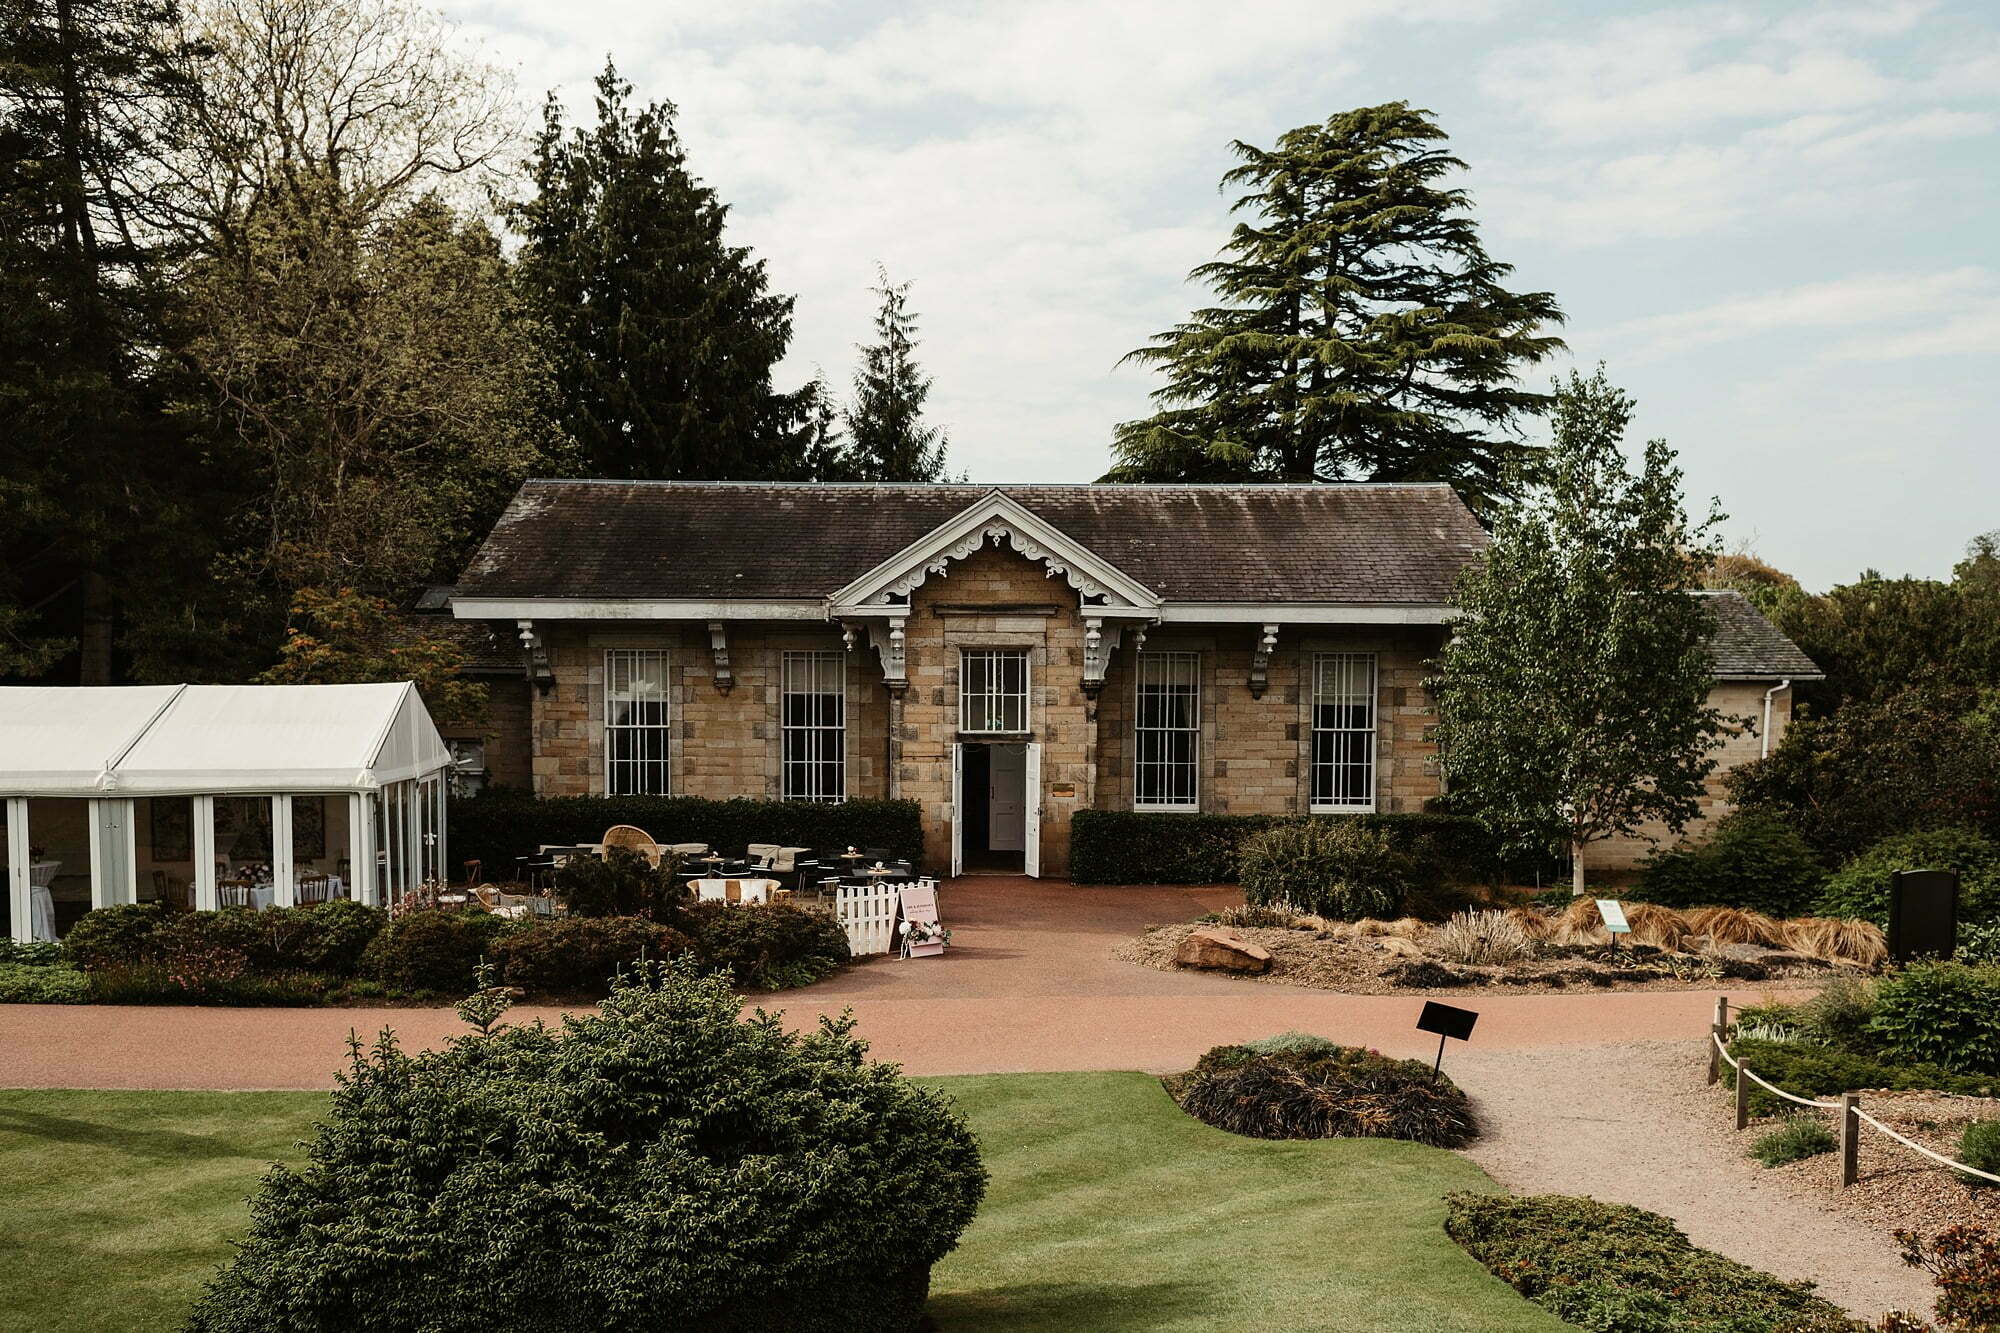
1455, 1040, 1936, 1320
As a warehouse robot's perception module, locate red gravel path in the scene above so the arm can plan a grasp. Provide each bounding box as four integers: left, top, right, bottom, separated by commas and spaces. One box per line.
0, 878, 1768, 1090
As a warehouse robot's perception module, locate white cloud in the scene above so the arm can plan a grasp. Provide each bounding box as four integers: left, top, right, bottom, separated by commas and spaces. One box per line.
1600, 268, 1995, 361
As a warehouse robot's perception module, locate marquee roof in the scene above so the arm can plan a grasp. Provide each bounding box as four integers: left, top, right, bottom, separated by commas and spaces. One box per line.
0, 682, 452, 797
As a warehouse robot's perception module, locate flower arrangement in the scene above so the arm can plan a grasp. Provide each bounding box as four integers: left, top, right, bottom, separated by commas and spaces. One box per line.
904, 920, 951, 947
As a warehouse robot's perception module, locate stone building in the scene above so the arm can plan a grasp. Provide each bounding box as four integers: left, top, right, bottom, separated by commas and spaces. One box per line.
448, 481, 1817, 880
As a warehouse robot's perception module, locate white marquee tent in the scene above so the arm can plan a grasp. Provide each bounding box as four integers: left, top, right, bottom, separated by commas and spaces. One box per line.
1, 683, 452, 941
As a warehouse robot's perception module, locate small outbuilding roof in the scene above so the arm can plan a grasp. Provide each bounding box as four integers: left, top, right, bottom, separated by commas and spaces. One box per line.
0, 682, 452, 797
1700, 590, 1824, 680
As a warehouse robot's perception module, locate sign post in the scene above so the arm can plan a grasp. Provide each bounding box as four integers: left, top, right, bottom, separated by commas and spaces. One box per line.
1416, 1001, 1479, 1082
1596, 899, 1631, 947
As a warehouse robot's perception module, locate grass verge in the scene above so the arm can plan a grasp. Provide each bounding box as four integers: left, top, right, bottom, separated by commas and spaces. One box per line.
0, 1073, 1562, 1333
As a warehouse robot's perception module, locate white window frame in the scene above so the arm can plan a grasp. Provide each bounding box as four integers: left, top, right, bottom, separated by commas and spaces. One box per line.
781, 650, 846, 803
1132, 650, 1201, 811
604, 648, 672, 795
1310, 652, 1378, 812
959, 648, 1031, 734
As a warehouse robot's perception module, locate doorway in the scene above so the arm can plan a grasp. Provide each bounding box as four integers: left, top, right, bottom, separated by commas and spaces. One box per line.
959, 742, 1026, 874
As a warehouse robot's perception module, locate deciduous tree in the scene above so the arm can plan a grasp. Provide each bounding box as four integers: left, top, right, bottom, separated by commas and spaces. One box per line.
1431, 368, 1728, 893
1106, 103, 1565, 513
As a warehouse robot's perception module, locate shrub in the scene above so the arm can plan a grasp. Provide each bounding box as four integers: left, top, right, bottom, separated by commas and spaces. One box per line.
0, 938, 64, 967
1959, 1122, 2000, 1186
450, 792, 923, 882
1725, 1037, 1999, 1110
266, 899, 387, 975
1068, 808, 1507, 886
1895, 1226, 2000, 1330
361, 909, 522, 996
61, 902, 167, 971
1959, 920, 2000, 965
1444, 1192, 1854, 1333
1869, 962, 2000, 1076
1751, 1117, 1836, 1167
1238, 821, 1430, 921
687, 902, 851, 991
0, 962, 90, 1003
1430, 909, 1534, 965
183, 961, 986, 1333
1815, 828, 2000, 929
490, 917, 694, 997
84, 965, 335, 1006
1239, 1031, 1343, 1058
1794, 977, 1880, 1053
1164, 1041, 1477, 1147
1633, 812, 1827, 917
553, 847, 688, 920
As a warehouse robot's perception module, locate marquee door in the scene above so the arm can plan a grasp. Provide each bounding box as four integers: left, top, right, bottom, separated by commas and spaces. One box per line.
949, 742, 964, 879
1024, 743, 1041, 879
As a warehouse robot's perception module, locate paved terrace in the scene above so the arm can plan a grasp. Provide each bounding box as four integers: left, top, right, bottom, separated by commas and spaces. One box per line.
0, 878, 1748, 1089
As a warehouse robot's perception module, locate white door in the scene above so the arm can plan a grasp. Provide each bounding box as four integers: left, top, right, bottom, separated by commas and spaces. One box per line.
950, 742, 964, 878
1024, 743, 1041, 879
989, 745, 1026, 851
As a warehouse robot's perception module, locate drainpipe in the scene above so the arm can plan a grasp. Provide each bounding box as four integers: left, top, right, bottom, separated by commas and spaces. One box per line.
1760, 680, 1791, 758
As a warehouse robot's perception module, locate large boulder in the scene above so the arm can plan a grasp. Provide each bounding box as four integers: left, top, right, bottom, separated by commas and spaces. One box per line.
1176, 926, 1273, 974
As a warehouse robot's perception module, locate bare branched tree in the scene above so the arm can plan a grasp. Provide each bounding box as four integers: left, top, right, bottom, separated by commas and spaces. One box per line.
151, 0, 515, 249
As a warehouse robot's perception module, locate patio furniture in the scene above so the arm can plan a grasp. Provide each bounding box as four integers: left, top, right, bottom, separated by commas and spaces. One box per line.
296, 874, 340, 904
667, 842, 710, 858
693, 877, 779, 904
746, 843, 781, 866
601, 825, 664, 867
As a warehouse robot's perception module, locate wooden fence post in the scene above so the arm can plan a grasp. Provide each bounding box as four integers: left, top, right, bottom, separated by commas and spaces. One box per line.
1838, 1093, 1859, 1188
1735, 1061, 1751, 1130
1708, 995, 1728, 1085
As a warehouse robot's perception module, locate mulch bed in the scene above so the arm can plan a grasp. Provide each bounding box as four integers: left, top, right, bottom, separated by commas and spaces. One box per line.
1748, 1090, 2000, 1240
1116, 921, 1855, 995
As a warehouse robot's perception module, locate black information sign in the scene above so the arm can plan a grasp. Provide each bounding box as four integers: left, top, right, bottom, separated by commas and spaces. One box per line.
1889, 869, 1959, 962
1417, 1001, 1479, 1081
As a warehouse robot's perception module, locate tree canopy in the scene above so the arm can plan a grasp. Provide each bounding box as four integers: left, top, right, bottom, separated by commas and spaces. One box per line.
1430, 368, 1727, 891
840, 266, 953, 482
1105, 102, 1565, 514
513, 62, 811, 481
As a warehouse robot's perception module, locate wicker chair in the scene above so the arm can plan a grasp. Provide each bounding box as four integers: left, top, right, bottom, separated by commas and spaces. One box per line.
600, 824, 664, 868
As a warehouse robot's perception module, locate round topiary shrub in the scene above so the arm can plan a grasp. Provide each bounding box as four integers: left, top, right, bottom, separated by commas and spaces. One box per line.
61, 902, 168, 971
360, 908, 522, 995
488, 916, 692, 997
1815, 827, 2000, 927
1958, 1120, 2000, 1185
1237, 820, 1428, 921
687, 901, 852, 990
1163, 1039, 1477, 1147
183, 961, 987, 1333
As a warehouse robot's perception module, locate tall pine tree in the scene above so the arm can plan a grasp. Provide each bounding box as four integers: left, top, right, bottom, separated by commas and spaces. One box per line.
0, 0, 200, 681
1106, 103, 1565, 513
842, 266, 951, 482
514, 63, 809, 480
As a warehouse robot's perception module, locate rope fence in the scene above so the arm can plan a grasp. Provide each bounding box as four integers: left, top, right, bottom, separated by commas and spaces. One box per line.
1706, 995, 1998, 1189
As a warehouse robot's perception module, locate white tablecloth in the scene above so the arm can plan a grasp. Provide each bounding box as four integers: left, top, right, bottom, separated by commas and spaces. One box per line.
693, 877, 778, 904
28, 885, 55, 942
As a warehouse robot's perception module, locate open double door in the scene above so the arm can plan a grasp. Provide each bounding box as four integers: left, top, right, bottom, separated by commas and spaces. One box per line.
949, 742, 1039, 879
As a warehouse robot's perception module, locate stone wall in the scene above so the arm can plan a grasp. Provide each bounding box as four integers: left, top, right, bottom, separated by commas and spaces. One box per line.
1586, 681, 1792, 877
1094, 626, 1445, 816
523, 622, 882, 802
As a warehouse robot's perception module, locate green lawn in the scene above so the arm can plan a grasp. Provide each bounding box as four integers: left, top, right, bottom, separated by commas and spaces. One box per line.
0, 1074, 1564, 1333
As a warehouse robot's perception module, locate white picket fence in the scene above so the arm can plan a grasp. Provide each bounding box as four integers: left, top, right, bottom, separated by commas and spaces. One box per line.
834, 883, 899, 957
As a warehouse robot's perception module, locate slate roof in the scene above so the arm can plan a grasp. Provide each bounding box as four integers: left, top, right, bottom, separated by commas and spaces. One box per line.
1701, 590, 1824, 680
455, 481, 1492, 605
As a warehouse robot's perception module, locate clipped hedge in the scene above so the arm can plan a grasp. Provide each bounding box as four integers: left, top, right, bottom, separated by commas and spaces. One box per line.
1068, 809, 1506, 886
185, 962, 987, 1333
451, 792, 924, 881
1444, 1192, 1854, 1332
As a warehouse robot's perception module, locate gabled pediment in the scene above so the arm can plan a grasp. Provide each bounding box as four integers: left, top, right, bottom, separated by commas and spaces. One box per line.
828, 490, 1160, 615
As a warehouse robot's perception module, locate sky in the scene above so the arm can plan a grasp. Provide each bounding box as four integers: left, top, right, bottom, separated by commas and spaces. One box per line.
442, 0, 2000, 592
